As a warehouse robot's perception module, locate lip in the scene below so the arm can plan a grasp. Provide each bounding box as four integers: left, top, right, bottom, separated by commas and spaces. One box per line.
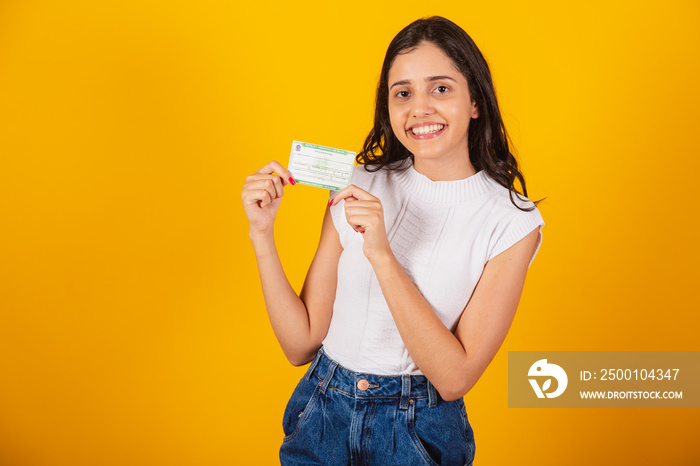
407, 122, 447, 140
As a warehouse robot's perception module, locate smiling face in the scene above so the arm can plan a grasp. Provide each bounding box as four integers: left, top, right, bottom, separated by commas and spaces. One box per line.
387, 41, 479, 178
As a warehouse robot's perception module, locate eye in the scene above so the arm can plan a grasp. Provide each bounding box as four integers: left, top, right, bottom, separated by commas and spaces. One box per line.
434, 85, 450, 94
395, 90, 411, 98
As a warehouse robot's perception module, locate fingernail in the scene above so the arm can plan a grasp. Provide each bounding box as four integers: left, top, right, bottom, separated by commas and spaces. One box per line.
353, 228, 358, 232
288, 177, 296, 186
328, 199, 334, 207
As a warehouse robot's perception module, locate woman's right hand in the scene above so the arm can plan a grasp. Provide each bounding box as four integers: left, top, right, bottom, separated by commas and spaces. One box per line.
241, 160, 296, 235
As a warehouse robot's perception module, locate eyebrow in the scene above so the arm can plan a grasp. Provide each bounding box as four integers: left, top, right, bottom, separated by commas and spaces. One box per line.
389, 75, 457, 90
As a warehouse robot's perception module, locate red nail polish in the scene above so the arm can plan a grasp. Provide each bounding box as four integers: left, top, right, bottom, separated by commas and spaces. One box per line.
288, 177, 296, 185
328, 199, 334, 207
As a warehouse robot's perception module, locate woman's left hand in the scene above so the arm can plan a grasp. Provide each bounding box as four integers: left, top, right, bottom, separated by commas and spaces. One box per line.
330, 185, 391, 262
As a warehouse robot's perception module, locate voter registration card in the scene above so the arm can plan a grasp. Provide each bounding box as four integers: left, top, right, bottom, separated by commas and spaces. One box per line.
288, 140, 355, 191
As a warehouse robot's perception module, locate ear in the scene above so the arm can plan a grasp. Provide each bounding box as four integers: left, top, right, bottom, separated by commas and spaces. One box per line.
471, 101, 480, 119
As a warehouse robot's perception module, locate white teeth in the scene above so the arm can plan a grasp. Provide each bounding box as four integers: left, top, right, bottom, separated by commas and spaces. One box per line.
411, 124, 444, 135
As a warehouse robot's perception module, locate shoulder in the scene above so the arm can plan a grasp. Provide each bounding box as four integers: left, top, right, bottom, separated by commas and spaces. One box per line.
481, 174, 542, 218
348, 164, 375, 188
479, 174, 545, 264
345, 163, 408, 195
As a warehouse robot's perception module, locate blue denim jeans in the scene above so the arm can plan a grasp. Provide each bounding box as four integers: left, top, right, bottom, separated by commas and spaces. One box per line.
280, 348, 476, 465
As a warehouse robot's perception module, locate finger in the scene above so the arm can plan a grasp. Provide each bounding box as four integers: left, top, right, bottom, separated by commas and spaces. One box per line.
245, 174, 285, 199
345, 211, 379, 227
258, 188, 273, 208
244, 174, 284, 197
242, 180, 277, 207
242, 187, 273, 208
261, 177, 283, 204
344, 201, 383, 227
255, 160, 296, 186
342, 200, 380, 210
330, 184, 376, 206
331, 195, 358, 207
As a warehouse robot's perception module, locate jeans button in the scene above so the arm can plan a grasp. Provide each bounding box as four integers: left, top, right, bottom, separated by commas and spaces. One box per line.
357, 379, 369, 391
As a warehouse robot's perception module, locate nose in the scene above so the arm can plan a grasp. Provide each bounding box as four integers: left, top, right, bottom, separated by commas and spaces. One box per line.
411, 92, 435, 118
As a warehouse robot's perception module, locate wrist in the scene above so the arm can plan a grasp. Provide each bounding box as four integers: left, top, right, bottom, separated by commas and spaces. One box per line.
249, 227, 275, 251
367, 247, 398, 272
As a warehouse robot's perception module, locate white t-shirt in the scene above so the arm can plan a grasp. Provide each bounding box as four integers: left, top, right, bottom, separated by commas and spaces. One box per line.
323, 163, 544, 375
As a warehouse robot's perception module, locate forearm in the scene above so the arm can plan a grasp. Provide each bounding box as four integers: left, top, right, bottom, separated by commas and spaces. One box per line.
369, 252, 480, 400
249, 229, 317, 365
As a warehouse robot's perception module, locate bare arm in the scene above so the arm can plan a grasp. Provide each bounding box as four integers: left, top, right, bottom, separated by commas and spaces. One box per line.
332, 185, 541, 400
243, 161, 342, 366
371, 228, 541, 401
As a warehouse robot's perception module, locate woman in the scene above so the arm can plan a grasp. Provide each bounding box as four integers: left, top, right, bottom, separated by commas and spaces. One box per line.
241, 16, 544, 465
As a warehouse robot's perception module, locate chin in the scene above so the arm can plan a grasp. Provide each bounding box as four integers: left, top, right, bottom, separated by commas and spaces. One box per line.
407, 147, 449, 161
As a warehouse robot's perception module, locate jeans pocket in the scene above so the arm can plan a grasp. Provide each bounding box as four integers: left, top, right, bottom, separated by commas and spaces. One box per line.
282, 376, 321, 442
406, 402, 442, 466
455, 398, 476, 464
407, 399, 474, 465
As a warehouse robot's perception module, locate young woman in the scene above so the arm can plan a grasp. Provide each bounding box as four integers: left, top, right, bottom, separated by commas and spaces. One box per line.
241, 16, 544, 465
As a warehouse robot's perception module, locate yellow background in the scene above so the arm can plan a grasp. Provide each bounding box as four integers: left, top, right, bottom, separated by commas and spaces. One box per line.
1, 0, 698, 464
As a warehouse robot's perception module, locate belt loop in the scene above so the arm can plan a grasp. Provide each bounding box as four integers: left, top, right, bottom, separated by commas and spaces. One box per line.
304, 348, 323, 381
427, 380, 437, 408
400, 375, 411, 410
319, 360, 338, 394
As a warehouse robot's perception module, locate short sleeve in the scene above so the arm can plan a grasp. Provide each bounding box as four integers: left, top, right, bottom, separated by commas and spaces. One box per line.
486, 206, 545, 267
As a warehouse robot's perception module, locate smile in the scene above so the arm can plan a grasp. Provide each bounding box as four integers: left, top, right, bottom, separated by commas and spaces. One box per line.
408, 123, 446, 139
411, 124, 445, 135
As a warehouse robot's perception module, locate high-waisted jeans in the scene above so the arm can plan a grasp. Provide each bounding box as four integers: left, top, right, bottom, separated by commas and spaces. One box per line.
279, 348, 476, 465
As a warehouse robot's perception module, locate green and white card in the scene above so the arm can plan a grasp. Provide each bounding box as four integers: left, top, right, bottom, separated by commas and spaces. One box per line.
288, 140, 355, 191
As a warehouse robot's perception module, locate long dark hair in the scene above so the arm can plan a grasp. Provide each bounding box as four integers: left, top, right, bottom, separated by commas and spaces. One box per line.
358, 16, 539, 211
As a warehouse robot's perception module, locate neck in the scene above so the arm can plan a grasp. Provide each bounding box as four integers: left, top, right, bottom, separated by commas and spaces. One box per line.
413, 156, 477, 181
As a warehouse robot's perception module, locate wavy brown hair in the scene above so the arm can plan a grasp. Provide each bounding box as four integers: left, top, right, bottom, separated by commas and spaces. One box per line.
358, 16, 539, 211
